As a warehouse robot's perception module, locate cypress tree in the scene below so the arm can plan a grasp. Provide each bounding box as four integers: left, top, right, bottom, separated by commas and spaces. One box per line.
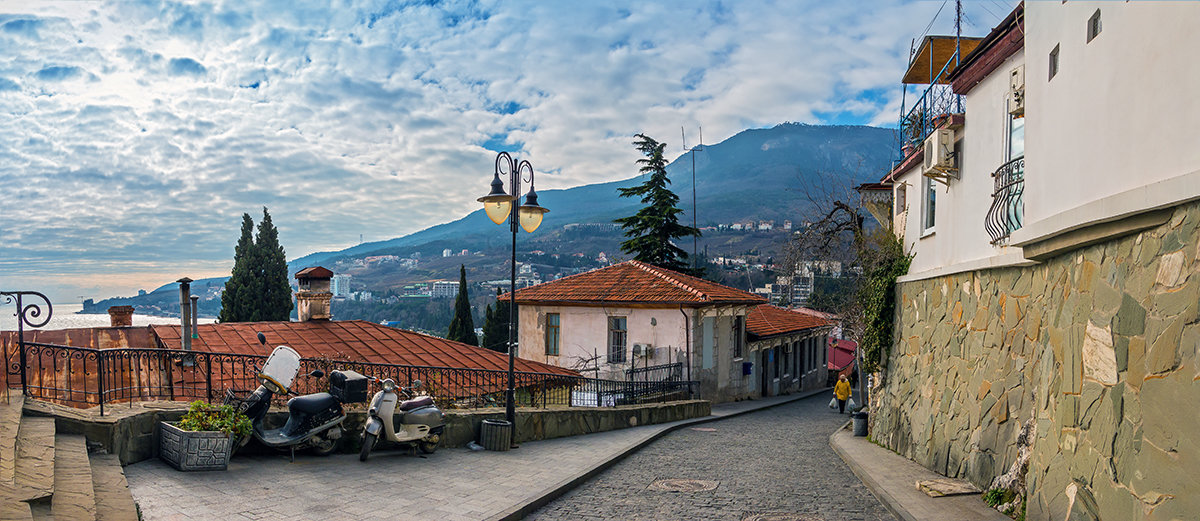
481, 288, 513, 353
614, 134, 701, 273
254, 207, 293, 321
219, 213, 256, 322
446, 265, 478, 345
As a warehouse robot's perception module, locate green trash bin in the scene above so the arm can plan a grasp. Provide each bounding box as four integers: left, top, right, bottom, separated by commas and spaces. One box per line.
480, 419, 512, 451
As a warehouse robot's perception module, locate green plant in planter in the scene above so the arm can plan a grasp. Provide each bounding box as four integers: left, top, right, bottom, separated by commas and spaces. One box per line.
178, 401, 252, 437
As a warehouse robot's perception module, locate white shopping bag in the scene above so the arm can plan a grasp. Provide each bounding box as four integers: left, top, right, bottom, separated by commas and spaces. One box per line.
829, 397, 837, 409
848, 398, 858, 410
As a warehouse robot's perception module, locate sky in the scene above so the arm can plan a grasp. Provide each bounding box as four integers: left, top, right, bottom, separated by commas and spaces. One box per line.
0, 0, 1016, 304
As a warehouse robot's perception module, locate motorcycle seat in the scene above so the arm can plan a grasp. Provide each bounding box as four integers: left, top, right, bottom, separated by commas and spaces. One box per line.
288, 392, 339, 414
399, 396, 434, 411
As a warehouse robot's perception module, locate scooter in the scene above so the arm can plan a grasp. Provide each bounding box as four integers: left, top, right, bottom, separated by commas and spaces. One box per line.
359, 377, 445, 462
224, 333, 364, 458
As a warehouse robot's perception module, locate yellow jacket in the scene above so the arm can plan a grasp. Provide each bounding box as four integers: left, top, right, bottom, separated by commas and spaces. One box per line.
834, 380, 852, 400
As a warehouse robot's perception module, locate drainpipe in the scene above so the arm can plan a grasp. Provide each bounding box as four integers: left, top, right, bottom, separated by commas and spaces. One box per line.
190, 295, 200, 339
177, 277, 192, 351
679, 306, 692, 398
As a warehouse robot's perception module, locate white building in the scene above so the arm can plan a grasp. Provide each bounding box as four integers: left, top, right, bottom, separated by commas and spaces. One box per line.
863, 4, 1200, 519
331, 274, 352, 298
431, 280, 458, 298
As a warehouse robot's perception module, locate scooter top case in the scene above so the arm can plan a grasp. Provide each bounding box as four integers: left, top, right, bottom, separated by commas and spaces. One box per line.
259, 345, 302, 394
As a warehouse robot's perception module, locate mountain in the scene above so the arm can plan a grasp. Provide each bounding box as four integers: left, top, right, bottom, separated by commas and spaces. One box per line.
291, 123, 896, 269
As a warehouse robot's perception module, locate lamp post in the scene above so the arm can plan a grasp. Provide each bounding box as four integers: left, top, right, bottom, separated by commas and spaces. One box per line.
477, 152, 549, 434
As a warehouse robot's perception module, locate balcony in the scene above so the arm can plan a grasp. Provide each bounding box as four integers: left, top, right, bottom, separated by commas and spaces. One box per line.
984, 156, 1024, 243
900, 84, 962, 149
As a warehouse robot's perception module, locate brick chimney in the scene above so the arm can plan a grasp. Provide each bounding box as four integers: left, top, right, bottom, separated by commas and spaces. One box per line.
107, 306, 135, 327
295, 266, 334, 322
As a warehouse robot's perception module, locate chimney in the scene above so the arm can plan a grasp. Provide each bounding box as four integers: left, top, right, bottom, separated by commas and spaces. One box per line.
294, 267, 334, 322
190, 295, 200, 339
107, 306, 134, 327
177, 277, 193, 350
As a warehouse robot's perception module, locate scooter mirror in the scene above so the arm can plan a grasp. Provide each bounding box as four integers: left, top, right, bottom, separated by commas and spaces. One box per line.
411, 380, 422, 389
256, 332, 266, 345
310, 369, 325, 379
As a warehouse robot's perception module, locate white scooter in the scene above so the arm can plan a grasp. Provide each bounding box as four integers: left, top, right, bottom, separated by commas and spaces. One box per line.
359, 378, 445, 462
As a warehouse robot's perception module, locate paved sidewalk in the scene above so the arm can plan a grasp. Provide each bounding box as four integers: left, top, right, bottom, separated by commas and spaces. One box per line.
829, 424, 1009, 521
127, 391, 823, 521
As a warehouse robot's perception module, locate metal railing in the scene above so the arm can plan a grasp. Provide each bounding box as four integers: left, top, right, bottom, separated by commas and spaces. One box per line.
984, 156, 1025, 243
625, 362, 683, 383
899, 50, 964, 150
4, 342, 695, 415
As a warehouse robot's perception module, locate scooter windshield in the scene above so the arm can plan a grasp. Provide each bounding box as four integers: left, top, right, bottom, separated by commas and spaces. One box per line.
258, 345, 302, 394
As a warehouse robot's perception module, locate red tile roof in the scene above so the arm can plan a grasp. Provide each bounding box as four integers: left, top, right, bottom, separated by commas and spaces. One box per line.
746, 304, 834, 340
150, 320, 576, 376
506, 260, 766, 306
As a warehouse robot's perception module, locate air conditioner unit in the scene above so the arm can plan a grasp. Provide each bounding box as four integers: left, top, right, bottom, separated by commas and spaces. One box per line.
632, 344, 650, 357
1008, 65, 1025, 116
922, 128, 956, 175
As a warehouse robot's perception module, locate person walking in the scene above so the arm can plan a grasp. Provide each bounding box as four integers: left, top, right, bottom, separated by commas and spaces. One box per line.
834, 374, 852, 414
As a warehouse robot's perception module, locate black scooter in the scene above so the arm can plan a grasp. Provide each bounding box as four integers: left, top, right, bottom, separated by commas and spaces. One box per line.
224, 333, 365, 458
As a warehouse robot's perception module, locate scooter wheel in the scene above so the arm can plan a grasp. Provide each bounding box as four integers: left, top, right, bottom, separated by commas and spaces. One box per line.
310, 435, 339, 456
359, 433, 377, 462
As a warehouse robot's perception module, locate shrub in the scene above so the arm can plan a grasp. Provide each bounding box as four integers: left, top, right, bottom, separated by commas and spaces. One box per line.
178, 401, 252, 438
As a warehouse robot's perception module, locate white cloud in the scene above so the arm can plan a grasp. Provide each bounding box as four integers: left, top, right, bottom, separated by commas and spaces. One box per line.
0, 0, 1017, 301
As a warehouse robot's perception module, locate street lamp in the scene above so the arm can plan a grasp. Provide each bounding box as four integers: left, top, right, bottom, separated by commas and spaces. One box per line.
478, 151, 549, 435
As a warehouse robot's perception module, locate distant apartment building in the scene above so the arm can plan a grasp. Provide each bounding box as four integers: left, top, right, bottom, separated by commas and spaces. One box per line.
431, 280, 458, 298
331, 274, 352, 298
442, 249, 452, 257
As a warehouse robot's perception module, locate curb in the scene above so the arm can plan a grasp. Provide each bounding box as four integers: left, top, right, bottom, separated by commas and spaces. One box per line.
828, 422, 918, 521
486, 387, 831, 521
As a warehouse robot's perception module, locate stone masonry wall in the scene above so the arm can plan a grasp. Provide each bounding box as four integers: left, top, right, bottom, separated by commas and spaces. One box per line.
873, 199, 1200, 520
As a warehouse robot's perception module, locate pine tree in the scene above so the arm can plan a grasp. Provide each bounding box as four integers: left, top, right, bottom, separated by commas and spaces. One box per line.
481, 288, 513, 353
219, 213, 256, 322
614, 133, 701, 273
254, 208, 293, 321
446, 265, 478, 345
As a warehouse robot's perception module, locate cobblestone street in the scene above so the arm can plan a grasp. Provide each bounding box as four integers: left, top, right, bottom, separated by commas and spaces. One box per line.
527, 393, 894, 521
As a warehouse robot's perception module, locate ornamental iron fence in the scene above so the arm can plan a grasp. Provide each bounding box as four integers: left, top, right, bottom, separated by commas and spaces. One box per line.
4, 341, 695, 416
984, 156, 1025, 243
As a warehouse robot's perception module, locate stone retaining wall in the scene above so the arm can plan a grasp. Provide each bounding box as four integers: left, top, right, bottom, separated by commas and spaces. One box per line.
28, 399, 710, 466
873, 200, 1200, 520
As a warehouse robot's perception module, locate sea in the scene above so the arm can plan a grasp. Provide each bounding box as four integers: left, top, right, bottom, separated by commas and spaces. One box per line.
0, 303, 216, 332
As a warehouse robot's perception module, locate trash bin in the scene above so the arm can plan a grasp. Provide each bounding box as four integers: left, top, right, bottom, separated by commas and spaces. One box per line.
479, 419, 512, 451
852, 411, 869, 437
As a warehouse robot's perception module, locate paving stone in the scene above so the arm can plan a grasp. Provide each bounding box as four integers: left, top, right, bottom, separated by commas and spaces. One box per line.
52, 434, 97, 521
1, 390, 24, 484
91, 452, 139, 521
14, 416, 54, 501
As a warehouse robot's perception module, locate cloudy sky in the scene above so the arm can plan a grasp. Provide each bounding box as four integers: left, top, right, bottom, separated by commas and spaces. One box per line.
0, 0, 1015, 304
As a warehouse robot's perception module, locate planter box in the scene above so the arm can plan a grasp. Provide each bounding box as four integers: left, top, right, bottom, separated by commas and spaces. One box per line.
158, 421, 234, 471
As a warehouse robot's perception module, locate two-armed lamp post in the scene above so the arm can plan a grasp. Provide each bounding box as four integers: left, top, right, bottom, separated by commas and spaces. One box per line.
477, 152, 549, 432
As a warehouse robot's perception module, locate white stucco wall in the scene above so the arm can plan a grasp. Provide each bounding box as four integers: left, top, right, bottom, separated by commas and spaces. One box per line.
516, 304, 689, 380
895, 48, 1027, 278
1018, 2, 1200, 242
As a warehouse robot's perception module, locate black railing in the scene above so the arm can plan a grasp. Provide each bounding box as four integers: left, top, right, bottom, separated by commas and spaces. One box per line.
898, 51, 963, 150
985, 156, 1025, 243
625, 362, 683, 383
4, 342, 695, 415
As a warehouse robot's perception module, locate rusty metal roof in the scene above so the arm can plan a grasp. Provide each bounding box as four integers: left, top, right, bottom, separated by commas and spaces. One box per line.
746, 305, 834, 340
150, 320, 576, 375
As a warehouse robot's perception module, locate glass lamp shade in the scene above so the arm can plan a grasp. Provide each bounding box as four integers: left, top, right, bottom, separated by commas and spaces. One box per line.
482, 199, 512, 225
518, 206, 546, 233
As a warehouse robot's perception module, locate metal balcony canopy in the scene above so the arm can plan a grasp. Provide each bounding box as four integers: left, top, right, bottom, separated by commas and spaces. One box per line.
903, 36, 984, 85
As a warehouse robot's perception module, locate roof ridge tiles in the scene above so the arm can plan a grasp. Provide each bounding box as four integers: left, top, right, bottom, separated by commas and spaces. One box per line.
630, 260, 709, 302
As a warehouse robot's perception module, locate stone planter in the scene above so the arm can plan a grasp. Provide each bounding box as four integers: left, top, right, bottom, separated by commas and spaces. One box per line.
158, 421, 234, 471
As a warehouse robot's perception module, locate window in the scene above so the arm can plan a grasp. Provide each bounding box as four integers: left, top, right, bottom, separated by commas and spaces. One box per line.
922, 176, 936, 234
1087, 9, 1101, 43
895, 183, 907, 216
607, 316, 627, 363
545, 313, 560, 356
1008, 113, 1025, 161
1048, 44, 1060, 81
733, 316, 745, 359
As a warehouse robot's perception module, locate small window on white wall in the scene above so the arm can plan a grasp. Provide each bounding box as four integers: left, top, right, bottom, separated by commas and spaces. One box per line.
1049, 44, 1060, 81
1087, 10, 1102, 43
895, 183, 907, 216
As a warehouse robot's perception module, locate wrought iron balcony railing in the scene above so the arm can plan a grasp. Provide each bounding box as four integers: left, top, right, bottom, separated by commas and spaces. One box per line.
984, 156, 1025, 243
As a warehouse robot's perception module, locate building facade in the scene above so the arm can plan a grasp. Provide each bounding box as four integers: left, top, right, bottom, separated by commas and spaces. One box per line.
867, 3, 1200, 519
507, 260, 769, 403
